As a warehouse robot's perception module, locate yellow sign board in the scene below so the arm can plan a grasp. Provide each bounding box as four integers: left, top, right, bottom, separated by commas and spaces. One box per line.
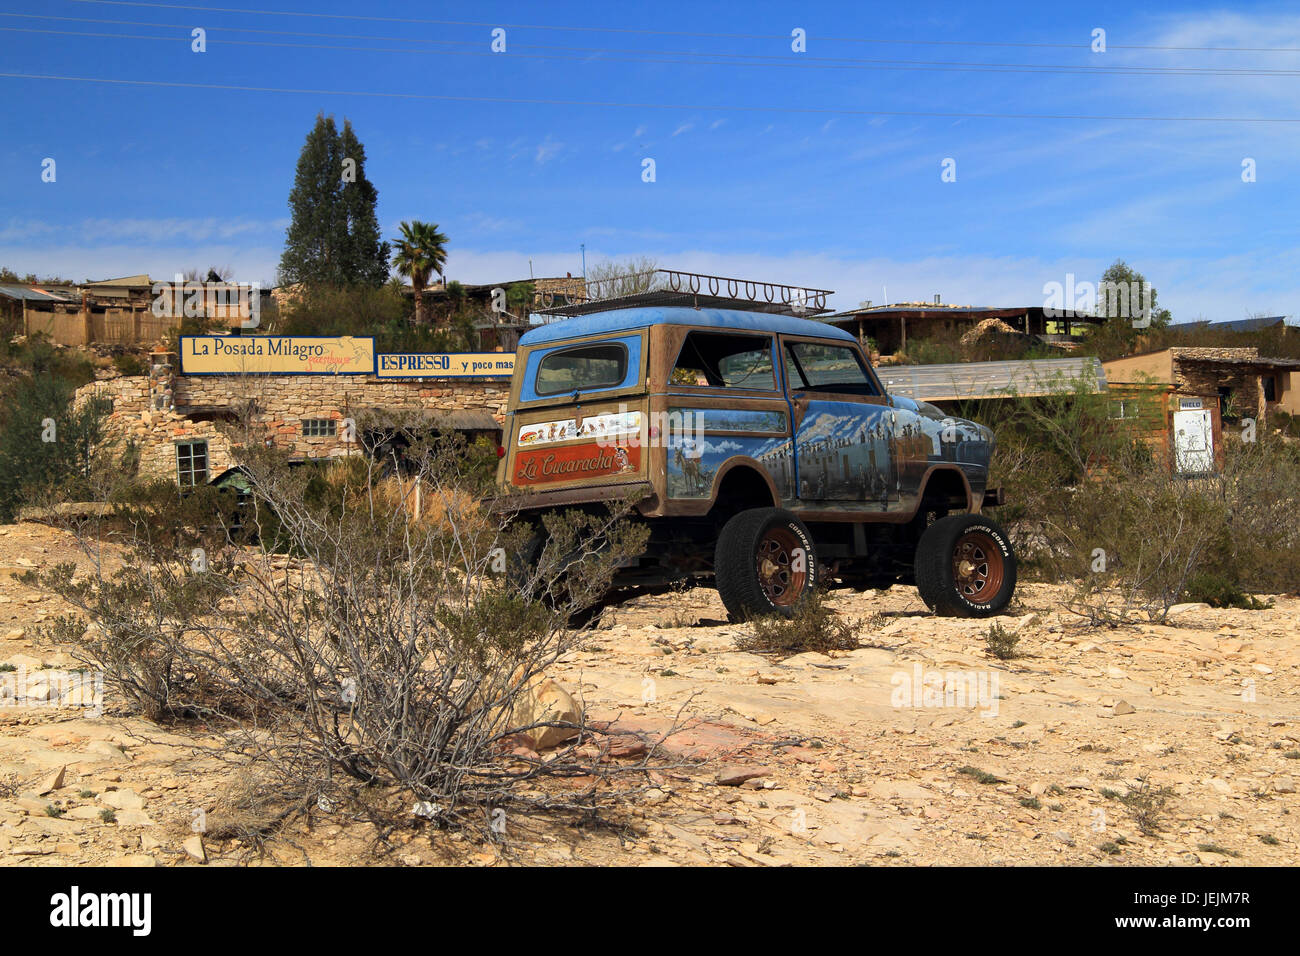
179, 336, 375, 375
376, 353, 516, 378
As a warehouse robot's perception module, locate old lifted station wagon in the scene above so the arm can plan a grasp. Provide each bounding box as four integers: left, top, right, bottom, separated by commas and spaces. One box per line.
498, 306, 1016, 620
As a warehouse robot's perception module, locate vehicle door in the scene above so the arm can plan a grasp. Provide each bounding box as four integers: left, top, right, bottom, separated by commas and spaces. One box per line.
780, 337, 899, 512
660, 328, 793, 503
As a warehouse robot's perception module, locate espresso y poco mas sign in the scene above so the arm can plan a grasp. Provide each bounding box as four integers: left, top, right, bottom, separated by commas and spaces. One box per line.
179, 336, 376, 375
376, 352, 515, 378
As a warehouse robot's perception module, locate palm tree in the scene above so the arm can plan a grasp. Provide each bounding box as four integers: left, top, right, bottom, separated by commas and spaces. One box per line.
390, 221, 449, 326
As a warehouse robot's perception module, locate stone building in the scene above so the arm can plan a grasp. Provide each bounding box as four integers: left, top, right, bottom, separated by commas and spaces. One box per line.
76, 349, 508, 486
1104, 347, 1300, 422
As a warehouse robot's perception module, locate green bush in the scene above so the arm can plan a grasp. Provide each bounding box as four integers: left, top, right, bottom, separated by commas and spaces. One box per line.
112, 352, 148, 377
1184, 572, 1273, 610
0, 373, 113, 521
272, 283, 477, 353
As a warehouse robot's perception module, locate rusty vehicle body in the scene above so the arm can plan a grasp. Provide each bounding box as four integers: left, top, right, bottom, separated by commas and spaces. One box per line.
497, 306, 1016, 618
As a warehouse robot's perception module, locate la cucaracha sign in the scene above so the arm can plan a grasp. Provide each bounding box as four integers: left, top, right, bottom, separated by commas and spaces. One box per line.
178, 336, 515, 378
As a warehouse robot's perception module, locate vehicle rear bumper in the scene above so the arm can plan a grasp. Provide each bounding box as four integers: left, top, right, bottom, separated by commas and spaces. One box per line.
491, 480, 656, 514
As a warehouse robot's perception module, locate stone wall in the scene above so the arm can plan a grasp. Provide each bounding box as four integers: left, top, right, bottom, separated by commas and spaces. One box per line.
77, 353, 510, 484
1169, 348, 1264, 420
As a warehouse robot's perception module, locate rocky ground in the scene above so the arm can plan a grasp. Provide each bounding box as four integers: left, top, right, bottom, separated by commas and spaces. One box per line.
0, 520, 1296, 867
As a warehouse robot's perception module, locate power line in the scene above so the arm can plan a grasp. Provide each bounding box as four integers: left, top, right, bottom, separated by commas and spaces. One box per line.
0, 11, 474, 45
67, 0, 1300, 53
2, 70, 1298, 123
7, 24, 1300, 79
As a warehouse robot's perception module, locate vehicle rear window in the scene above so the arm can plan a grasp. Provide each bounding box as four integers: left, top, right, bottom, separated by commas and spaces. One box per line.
534, 342, 628, 396
671, 332, 776, 390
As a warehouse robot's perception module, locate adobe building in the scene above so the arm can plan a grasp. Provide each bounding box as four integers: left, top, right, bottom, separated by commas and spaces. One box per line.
2, 274, 269, 347
1103, 347, 1300, 423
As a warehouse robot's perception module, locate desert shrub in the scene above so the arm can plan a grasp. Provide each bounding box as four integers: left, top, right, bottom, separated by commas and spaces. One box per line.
111, 352, 148, 377
1202, 432, 1300, 594
28, 437, 666, 837
0, 333, 96, 386
1062, 467, 1225, 624
958, 377, 1148, 575
1119, 777, 1174, 836
1065, 432, 1300, 621
737, 589, 859, 656
961, 377, 1300, 615
898, 337, 963, 366
1184, 572, 1273, 610
0, 374, 113, 521
984, 623, 1020, 660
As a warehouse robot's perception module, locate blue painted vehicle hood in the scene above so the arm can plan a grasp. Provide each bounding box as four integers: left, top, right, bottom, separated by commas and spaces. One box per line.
519, 307, 856, 346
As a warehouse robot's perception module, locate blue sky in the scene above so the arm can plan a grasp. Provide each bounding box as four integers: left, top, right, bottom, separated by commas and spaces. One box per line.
2, 0, 1298, 320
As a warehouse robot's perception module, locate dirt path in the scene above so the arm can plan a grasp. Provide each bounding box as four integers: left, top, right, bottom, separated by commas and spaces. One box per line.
1, 522, 1296, 866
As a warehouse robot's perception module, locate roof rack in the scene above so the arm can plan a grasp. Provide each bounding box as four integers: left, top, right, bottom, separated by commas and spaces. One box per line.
533, 268, 834, 319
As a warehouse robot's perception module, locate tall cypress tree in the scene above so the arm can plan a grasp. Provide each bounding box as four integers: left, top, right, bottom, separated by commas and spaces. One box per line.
339, 121, 391, 287
278, 114, 389, 288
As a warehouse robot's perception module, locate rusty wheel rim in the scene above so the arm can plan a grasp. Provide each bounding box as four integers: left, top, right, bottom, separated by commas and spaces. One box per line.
757, 526, 807, 607
952, 531, 1005, 603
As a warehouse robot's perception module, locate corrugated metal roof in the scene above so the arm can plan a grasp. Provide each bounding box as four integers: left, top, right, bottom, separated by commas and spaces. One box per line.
1179, 316, 1291, 334
877, 357, 1106, 402
828, 304, 1032, 318
0, 284, 74, 303
83, 274, 151, 287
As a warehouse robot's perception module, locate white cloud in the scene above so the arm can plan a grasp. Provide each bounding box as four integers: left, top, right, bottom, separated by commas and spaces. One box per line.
534, 138, 563, 164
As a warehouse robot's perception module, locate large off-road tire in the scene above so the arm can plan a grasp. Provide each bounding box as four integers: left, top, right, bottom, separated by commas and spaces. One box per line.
715, 508, 819, 620
914, 513, 1016, 618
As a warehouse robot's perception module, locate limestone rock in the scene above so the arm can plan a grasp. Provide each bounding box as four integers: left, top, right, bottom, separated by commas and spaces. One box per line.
510, 676, 581, 751
100, 789, 146, 811
183, 835, 207, 863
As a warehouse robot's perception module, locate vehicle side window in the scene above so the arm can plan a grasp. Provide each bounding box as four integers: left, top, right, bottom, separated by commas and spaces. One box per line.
785, 341, 877, 395
535, 342, 627, 396
783, 347, 808, 390
671, 332, 776, 390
